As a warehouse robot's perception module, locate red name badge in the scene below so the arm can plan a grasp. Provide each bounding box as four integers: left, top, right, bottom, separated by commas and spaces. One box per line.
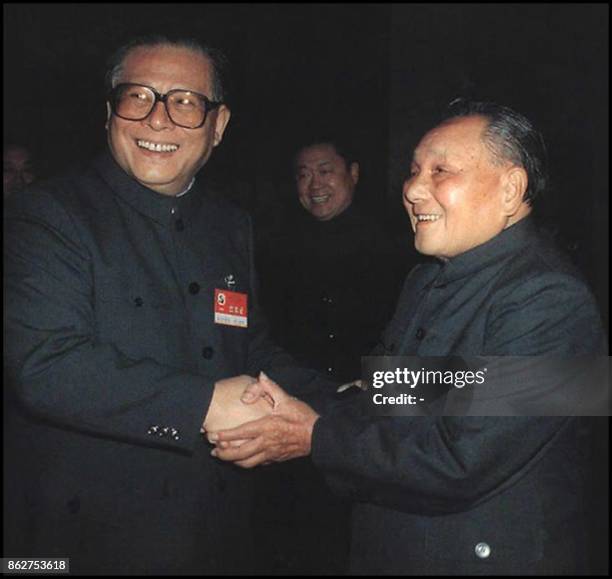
214, 289, 248, 328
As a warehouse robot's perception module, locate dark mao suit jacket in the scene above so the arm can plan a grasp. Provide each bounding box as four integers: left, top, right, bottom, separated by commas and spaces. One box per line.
3, 152, 317, 574
311, 219, 607, 575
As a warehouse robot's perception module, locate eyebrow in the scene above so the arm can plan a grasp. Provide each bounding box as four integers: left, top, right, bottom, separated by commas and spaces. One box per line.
297, 160, 334, 170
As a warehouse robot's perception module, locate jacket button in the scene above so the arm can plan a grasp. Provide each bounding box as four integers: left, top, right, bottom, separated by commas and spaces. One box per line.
134, 297, 144, 307
189, 282, 201, 295
321, 294, 333, 304
474, 542, 491, 559
328, 333, 335, 340
416, 328, 426, 340
175, 218, 185, 231
202, 346, 214, 359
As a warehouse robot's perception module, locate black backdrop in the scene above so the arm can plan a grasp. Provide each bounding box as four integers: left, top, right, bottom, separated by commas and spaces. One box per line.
3, 3, 609, 573
4, 4, 608, 325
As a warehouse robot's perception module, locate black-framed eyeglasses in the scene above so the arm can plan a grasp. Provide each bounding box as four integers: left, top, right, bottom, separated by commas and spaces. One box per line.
108, 83, 223, 129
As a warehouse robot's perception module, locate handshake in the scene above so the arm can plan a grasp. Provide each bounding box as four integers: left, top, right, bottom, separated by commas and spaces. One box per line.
202, 372, 320, 468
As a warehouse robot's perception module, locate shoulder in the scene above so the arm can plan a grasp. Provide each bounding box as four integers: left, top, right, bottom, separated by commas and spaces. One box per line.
486, 229, 605, 354
494, 228, 594, 304
4, 175, 81, 241
4, 161, 107, 225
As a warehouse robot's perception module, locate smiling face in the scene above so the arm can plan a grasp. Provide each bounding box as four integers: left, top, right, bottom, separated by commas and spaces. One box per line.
402, 115, 530, 260
106, 44, 230, 196
295, 143, 359, 221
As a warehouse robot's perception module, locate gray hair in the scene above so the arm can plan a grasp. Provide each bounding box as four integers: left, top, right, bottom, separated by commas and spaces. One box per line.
441, 99, 547, 206
105, 34, 228, 102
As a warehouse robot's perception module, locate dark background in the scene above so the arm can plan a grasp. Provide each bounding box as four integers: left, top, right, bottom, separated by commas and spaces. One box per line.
3, 3, 608, 326
3, 3, 609, 573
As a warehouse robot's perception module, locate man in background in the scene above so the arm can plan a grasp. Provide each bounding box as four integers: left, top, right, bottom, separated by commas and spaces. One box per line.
259, 137, 405, 383
3, 143, 36, 200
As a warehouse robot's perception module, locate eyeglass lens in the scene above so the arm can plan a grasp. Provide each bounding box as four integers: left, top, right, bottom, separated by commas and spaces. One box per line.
113, 84, 208, 128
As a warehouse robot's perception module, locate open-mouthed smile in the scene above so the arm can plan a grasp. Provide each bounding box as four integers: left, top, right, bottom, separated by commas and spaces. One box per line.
136, 139, 179, 153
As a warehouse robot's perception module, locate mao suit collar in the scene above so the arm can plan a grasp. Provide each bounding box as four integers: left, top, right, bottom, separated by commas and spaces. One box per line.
434, 218, 536, 286
93, 150, 203, 226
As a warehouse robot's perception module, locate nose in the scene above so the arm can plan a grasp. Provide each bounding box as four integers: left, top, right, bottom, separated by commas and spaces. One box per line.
309, 172, 323, 190
144, 101, 174, 130
402, 175, 429, 207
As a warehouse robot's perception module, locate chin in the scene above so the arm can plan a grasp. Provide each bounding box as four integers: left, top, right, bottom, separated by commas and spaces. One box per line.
135, 166, 178, 184
414, 240, 439, 257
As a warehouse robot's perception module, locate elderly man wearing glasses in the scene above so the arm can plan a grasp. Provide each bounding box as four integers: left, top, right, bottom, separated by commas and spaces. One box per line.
4, 35, 323, 574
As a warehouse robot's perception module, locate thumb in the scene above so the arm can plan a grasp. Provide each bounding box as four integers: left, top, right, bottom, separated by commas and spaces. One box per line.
241, 381, 264, 404
258, 371, 288, 407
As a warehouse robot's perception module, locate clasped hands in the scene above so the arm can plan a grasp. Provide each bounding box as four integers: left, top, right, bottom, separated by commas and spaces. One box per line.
202, 372, 319, 468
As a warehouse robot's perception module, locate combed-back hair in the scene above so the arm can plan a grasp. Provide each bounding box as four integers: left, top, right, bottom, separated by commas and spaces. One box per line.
293, 135, 359, 171
441, 99, 548, 205
105, 34, 229, 102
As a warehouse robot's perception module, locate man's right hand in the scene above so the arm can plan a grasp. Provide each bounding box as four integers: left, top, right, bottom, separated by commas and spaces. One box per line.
202, 375, 273, 436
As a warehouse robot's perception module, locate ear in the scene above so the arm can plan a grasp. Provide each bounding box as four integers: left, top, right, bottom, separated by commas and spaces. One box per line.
349, 161, 360, 186
105, 102, 112, 130
501, 166, 528, 216
212, 105, 231, 147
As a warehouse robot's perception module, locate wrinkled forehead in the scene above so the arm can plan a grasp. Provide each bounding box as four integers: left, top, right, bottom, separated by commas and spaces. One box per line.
118, 45, 213, 94
412, 116, 489, 163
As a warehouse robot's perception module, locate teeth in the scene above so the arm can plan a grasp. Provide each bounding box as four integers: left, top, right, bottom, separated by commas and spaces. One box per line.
416, 214, 442, 222
311, 195, 330, 204
137, 140, 179, 152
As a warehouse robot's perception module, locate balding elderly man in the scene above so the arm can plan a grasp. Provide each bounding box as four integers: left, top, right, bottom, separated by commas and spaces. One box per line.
211, 101, 606, 575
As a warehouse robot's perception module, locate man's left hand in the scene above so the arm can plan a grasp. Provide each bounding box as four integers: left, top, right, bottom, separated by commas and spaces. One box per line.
208, 372, 320, 468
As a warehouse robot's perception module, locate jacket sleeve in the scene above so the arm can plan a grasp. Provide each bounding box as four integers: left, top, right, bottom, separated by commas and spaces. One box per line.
313, 408, 574, 515
484, 268, 607, 355
4, 189, 214, 453
311, 266, 605, 515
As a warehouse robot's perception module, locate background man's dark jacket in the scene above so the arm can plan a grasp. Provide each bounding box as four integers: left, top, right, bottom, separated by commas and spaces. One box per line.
311, 219, 607, 575
257, 202, 406, 383
254, 201, 407, 573
3, 152, 318, 574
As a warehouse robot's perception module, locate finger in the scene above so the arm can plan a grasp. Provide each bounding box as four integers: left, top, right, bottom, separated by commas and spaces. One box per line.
216, 439, 249, 449
209, 416, 274, 443
213, 436, 264, 462
261, 392, 276, 407
258, 371, 288, 407
215, 439, 247, 448
235, 451, 269, 469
